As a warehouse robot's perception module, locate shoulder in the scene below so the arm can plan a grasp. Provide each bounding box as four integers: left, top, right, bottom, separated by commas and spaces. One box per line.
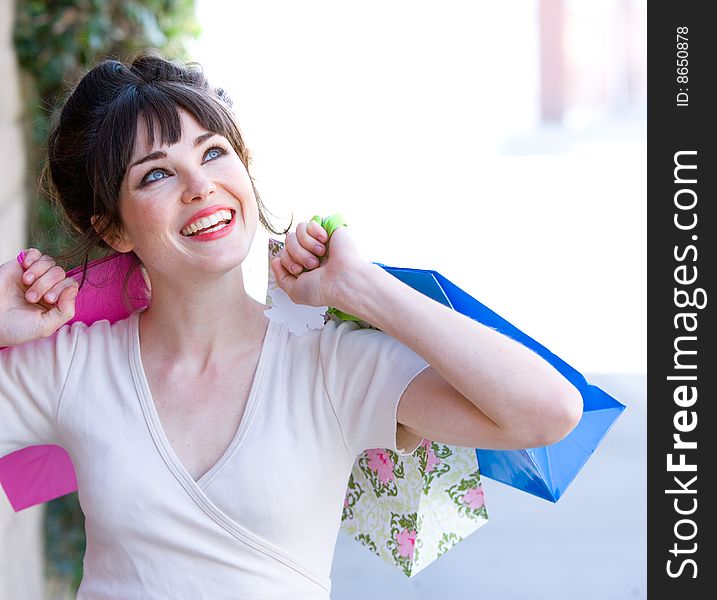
0, 314, 132, 384
317, 318, 393, 358
0, 318, 102, 359
45, 312, 136, 363
275, 317, 382, 356
64, 312, 134, 342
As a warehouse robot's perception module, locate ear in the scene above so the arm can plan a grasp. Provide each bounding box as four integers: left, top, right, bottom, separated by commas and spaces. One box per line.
91, 215, 134, 253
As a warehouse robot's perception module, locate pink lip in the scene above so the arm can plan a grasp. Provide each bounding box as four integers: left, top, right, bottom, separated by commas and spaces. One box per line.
182, 210, 237, 242
180, 205, 235, 231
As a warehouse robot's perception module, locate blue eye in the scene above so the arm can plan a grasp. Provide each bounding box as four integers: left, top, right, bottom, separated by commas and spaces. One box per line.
140, 144, 229, 187
144, 169, 165, 183
205, 147, 224, 160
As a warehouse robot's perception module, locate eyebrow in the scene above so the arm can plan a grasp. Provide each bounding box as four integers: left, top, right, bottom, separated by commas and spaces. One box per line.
129, 132, 218, 172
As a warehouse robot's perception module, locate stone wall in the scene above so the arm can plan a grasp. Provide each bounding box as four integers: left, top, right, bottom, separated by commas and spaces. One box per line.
0, 0, 46, 598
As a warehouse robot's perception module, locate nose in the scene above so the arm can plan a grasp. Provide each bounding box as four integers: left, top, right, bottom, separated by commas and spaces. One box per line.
181, 167, 217, 204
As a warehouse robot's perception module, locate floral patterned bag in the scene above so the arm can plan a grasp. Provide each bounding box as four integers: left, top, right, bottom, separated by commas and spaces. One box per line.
265, 239, 489, 576
340, 442, 488, 576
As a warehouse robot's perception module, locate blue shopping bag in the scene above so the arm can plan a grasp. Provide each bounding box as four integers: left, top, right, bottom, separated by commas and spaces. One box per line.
378, 265, 626, 503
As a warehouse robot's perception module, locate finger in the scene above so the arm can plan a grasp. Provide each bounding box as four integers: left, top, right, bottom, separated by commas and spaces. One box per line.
18, 248, 43, 271
22, 254, 57, 286
57, 282, 79, 311
285, 230, 320, 270
306, 219, 328, 244
300, 221, 327, 256
42, 277, 79, 304
279, 237, 302, 275
279, 244, 306, 275
281, 232, 319, 275
271, 257, 296, 292
39, 284, 77, 334
25, 265, 66, 303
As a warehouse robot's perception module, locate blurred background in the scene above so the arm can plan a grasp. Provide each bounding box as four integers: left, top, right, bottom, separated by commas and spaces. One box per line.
1, 0, 645, 598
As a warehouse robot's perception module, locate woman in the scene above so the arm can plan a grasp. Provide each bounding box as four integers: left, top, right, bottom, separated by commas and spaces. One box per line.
0, 49, 581, 599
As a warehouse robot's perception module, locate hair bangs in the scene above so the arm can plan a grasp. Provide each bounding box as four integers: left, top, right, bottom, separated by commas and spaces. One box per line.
42, 49, 290, 298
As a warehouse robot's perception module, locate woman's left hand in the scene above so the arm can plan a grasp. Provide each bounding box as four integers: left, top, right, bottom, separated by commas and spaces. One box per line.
271, 219, 364, 309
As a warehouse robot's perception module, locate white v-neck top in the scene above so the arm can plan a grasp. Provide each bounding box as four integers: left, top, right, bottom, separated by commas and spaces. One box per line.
1, 309, 429, 599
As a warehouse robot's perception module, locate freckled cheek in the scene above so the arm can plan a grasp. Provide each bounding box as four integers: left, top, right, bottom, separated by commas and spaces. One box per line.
236, 198, 259, 231
129, 209, 176, 241
226, 181, 259, 224
223, 160, 256, 198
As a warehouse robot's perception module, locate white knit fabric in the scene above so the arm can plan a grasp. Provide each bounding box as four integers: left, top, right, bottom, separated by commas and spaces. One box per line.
1, 309, 428, 598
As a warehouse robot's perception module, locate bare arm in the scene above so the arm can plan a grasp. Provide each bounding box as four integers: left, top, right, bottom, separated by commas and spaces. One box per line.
330, 259, 583, 450
274, 222, 583, 451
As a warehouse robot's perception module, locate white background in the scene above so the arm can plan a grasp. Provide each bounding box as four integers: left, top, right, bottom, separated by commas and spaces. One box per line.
188, 0, 646, 374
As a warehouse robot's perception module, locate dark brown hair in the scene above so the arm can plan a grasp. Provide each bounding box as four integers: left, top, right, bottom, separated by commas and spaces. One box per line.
39, 48, 289, 296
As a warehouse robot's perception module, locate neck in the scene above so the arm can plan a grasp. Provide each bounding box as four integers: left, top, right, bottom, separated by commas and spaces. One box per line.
138, 264, 268, 371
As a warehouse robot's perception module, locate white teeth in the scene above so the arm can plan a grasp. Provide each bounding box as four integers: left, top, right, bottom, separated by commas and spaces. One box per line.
181, 209, 233, 236
201, 222, 228, 234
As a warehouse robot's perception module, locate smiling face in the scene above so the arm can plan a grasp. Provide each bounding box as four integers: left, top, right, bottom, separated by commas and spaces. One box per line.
111, 108, 259, 281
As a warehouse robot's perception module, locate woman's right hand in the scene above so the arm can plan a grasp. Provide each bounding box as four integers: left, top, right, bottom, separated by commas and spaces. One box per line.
0, 248, 79, 347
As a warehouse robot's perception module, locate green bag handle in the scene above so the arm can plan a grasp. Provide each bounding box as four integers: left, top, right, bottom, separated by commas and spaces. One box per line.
310, 214, 347, 239
309, 214, 361, 322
